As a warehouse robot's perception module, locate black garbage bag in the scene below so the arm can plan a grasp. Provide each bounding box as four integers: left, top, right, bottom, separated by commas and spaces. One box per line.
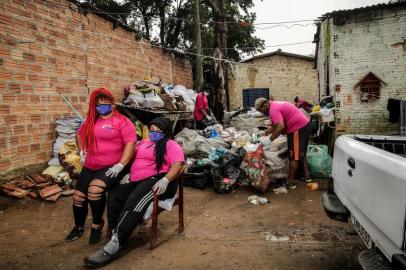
183, 166, 212, 190
211, 163, 240, 194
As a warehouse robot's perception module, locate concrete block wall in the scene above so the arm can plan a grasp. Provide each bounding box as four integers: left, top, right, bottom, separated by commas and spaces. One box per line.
317, 7, 406, 135
228, 55, 317, 110
0, 0, 193, 175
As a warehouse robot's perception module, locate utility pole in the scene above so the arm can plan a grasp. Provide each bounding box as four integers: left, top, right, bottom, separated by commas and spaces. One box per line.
193, 0, 203, 91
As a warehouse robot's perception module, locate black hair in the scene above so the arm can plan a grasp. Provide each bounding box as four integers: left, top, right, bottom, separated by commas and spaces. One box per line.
294, 96, 299, 103
148, 117, 173, 172
201, 82, 214, 93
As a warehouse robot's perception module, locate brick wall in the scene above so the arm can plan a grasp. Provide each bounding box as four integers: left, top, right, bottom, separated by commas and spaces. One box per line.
0, 0, 193, 176
316, 6, 406, 135
228, 54, 317, 110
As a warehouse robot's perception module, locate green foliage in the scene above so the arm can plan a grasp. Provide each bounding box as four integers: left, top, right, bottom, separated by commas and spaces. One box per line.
86, 0, 264, 61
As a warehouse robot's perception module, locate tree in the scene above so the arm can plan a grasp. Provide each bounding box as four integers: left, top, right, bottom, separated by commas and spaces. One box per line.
85, 0, 265, 118
86, 0, 131, 24
205, 0, 228, 118
193, 0, 204, 91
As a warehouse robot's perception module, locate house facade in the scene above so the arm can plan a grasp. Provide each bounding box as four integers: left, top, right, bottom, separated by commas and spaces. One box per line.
227, 50, 317, 110
314, 2, 406, 135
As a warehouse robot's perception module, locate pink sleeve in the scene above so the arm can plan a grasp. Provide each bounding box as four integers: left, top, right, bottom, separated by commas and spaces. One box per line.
269, 105, 283, 125
165, 141, 185, 165
120, 117, 137, 144
195, 94, 203, 109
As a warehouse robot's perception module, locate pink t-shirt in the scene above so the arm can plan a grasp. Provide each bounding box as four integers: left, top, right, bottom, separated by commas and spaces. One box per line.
130, 139, 185, 182
269, 101, 309, 133
193, 93, 208, 121
78, 115, 137, 170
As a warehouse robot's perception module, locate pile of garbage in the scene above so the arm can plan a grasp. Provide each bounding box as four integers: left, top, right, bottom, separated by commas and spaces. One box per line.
123, 77, 197, 112
48, 117, 82, 166
176, 109, 289, 194
2, 138, 82, 201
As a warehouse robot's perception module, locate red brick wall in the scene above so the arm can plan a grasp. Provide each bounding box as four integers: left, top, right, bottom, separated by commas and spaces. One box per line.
0, 0, 193, 174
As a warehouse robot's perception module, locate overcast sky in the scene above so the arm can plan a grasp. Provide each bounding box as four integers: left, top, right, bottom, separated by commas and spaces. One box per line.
109, 0, 389, 57
252, 0, 389, 57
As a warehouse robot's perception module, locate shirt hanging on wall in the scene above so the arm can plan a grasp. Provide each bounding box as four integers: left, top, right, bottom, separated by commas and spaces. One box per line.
387, 98, 400, 123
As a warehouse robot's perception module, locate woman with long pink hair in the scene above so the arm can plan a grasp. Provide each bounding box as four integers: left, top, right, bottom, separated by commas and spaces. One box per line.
66, 88, 136, 244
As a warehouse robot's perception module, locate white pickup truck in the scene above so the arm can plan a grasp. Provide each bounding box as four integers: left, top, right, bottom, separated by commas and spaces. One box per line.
323, 135, 406, 270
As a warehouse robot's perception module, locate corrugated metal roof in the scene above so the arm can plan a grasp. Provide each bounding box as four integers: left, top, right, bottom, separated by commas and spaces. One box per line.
242, 49, 315, 63
320, 1, 406, 19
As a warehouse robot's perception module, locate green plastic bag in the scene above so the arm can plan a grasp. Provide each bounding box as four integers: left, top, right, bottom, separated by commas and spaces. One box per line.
307, 144, 332, 178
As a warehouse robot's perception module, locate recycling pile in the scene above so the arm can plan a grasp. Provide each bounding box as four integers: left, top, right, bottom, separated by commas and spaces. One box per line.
123, 78, 197, 112
1, 117, 83, 201
48, 117, 82, 166
175, 109, 289, 194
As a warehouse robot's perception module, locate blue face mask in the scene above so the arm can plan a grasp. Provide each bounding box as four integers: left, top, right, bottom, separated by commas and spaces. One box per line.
96, 104, 112, 116
149, 131, 165, 142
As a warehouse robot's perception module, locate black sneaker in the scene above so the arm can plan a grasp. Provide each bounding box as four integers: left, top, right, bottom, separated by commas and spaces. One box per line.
89, 220, 104, 245
66, 226, 84, 242
301, 175, 313, 183
283, 181, 297, 189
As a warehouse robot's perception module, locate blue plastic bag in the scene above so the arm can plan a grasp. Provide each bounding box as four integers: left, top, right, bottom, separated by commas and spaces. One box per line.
306, 144, 332, 178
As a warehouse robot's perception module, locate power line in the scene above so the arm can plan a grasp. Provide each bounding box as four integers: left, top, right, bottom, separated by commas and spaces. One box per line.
9, 12, 314, 53
201, 41, 314, 50
256, 23, 315, 30
41, 0, 318, 26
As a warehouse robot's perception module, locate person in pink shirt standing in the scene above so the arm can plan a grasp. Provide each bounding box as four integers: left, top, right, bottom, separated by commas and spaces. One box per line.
255, 97, 313, 188
194, 84, 213, 129
84, 117, 185, 268
66, 88, 136, 244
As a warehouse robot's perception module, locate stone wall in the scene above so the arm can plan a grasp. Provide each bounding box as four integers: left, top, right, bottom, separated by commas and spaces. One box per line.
228, 54, 317, 110
316, 6, 406, 134
0, 0, 193, 175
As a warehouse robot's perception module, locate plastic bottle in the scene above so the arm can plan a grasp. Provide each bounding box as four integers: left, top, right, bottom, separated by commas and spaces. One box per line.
306, 182, 319, 191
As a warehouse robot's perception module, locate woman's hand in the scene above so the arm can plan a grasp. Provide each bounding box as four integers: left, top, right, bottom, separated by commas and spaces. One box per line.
152, 177, 169, 195
105, 163, 124, 178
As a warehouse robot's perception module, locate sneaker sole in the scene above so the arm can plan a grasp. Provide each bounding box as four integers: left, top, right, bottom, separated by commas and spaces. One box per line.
65, 234, 83, 242
83, 253, 119, 268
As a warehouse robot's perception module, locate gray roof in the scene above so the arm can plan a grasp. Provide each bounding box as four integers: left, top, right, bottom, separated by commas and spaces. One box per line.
320, 1, 406, 19
242, 50, 315, 63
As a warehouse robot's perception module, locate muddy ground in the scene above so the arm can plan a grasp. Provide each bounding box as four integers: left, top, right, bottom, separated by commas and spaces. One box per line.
0, 180, 364, 270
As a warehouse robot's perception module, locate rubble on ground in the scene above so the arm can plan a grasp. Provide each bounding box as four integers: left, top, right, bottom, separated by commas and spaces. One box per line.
1, 169, 74, 201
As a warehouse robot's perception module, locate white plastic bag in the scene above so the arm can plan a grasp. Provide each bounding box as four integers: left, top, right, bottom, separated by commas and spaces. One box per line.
143, 196, 177, 220
142, 93, 164, 109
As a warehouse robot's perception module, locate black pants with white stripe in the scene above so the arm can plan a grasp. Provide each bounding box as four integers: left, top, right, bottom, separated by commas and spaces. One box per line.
107, 174, 178, 244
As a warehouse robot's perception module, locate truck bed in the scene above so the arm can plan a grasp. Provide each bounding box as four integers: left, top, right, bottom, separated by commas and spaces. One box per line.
332, 135, 406, 263
353, 135, 406, 158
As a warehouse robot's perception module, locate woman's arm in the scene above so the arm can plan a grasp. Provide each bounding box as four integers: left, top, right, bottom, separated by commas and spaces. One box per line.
75, 132, 83, 152
118, 142, 135, 166
163, 161, 184, 182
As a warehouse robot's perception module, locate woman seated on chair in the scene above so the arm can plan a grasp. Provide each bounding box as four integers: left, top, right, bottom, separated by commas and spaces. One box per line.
84, 117, 185, 268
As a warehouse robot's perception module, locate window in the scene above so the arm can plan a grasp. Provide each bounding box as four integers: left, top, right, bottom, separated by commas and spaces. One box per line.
354, 72, 386, 101
334, 52, 338, 58
333, 35, 338, 42
335, 84, 341, 93
242, 88, 269, 108
335, 68, 340, 75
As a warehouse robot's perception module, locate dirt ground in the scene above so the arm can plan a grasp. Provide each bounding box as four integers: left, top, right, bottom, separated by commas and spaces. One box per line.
0, 180, 364, 270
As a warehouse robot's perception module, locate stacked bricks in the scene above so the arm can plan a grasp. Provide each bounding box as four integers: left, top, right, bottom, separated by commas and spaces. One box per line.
0, 0, 193, 174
